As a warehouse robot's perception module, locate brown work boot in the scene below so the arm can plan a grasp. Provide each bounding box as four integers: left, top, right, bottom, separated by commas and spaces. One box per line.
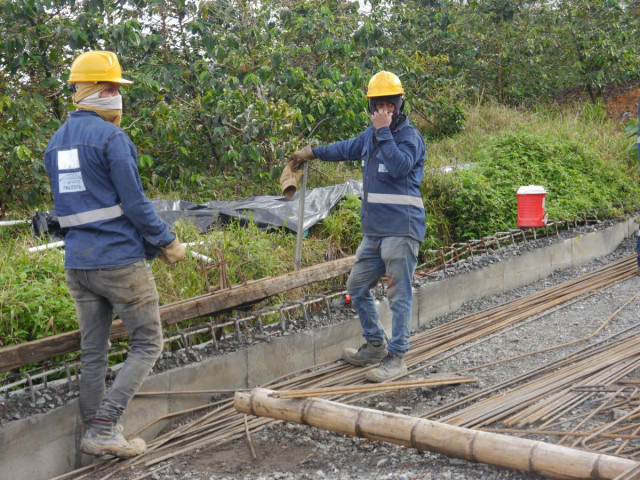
342, 341, 387, 366
80, 419, 147, 458
365, 352, 408, 383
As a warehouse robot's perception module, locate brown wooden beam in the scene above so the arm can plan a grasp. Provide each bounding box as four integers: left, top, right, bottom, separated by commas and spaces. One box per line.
0, 256, 355, 372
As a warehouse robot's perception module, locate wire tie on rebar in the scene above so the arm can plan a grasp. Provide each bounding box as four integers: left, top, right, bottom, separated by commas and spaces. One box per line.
234, 320, 241, 341
299, 299, 311, 322
63, 361, 73, 387
304, 294, 330, 317
206, 322, 219, 351
25, 373, 35, 404
177, 331, 189, 350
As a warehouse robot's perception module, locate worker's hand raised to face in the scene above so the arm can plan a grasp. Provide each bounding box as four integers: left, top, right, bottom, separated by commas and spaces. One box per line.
371, 109, 392, 130
290, 144, 315, 171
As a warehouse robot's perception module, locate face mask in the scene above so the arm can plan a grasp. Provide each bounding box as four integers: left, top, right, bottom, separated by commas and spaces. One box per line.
73, 83, 123, 126
78, 91, 123, 110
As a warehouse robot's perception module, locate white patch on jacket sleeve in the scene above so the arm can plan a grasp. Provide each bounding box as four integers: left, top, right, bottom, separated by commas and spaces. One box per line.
378, 163, 388, 173
58, 172, 86, 193
57, 149, 80, 170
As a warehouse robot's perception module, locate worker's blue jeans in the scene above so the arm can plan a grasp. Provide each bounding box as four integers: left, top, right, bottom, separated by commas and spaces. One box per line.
65, 260, 163, 424
347, 236, 420, 356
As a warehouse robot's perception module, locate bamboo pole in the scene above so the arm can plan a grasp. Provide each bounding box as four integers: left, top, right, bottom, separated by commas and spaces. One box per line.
234, 388, 639, 480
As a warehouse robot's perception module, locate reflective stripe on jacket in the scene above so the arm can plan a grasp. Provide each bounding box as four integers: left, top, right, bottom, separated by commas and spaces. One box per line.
313, 116, 426, 242
44, 110, 174, 269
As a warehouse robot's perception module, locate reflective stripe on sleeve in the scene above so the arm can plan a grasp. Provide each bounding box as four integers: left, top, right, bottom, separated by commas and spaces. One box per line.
367, 193, 424, 208
57, 204, 124, 228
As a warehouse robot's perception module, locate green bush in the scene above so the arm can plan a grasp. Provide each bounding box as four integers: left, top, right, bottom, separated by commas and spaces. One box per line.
0, 230, 75, 346
425, 130, 640, 242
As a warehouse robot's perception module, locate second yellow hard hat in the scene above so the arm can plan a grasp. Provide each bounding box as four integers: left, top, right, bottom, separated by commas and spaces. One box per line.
366, 71, 405, 98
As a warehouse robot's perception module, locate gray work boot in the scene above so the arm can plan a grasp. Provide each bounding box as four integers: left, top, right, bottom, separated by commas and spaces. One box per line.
365, 352, 408, 383
342, 341, 387, 366
80, 419, 147, 458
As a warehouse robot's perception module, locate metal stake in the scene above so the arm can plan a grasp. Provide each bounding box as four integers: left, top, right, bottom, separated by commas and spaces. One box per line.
294, 162, 309, 271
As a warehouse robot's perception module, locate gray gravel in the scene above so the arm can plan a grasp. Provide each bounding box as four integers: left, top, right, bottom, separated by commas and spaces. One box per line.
82, 228, 639, 480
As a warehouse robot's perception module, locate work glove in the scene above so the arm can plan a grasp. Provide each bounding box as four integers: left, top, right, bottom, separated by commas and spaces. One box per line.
290, 144, 315, 170
159, 235, 186, 265
279, 160, 304, 199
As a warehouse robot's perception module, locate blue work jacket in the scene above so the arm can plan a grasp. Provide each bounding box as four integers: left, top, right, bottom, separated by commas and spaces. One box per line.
313, 116, 426, 242
44, 110, 174, 269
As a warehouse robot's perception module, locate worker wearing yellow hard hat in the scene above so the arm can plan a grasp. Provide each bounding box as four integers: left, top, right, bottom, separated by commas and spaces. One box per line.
66, 50, 133, 127
44, 50, 185, 459
289, 71, 426, 383
69, 50, 134, 84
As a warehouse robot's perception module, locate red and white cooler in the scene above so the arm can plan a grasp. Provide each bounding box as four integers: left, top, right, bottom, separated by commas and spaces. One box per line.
517, 185, 547, 227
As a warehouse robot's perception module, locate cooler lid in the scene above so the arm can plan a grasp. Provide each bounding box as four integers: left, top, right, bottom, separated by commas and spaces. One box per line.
517, 185, 547, 194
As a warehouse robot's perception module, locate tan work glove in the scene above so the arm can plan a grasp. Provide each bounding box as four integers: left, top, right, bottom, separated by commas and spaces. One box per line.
279, 160, 304, 199
159, 236, 186, 264
290, 144, 315, 170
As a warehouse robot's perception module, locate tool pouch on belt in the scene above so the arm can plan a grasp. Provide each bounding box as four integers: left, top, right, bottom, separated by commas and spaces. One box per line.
279, 160, 304, 199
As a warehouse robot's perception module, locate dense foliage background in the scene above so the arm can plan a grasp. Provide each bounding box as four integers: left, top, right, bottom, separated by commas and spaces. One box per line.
2, 0, 640, 346
2, 0, 639, 214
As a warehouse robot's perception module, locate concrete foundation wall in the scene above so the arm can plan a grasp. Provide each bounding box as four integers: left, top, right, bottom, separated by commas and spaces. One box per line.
1, 218, 637, 480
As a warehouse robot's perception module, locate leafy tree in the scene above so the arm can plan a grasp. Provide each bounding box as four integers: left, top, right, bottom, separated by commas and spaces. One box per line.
555, 0, 639, 102
2, 0, 637, 216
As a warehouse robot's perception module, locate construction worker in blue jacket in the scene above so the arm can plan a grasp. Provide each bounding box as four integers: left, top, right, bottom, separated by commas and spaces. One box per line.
44, 51, 186, 458
290, 71, 426, 382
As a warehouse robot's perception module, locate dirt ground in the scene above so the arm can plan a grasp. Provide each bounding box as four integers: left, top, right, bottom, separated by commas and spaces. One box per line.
604, 86, 640, 122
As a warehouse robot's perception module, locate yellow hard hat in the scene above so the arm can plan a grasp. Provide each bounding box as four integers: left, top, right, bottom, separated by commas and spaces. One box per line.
69, 51, 133, 85
366, 71, 405, 98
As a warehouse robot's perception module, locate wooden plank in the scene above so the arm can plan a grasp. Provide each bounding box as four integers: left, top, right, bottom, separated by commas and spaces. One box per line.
0, 256, 355, 372
160, 255, 355, 324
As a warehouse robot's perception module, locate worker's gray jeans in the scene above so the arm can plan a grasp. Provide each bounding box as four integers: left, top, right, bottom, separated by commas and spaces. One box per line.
347, 236, 420, 356
65, 260, 163, 424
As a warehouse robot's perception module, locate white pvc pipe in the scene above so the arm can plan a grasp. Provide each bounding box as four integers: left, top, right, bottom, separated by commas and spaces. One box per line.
26, 241, 212, 266
0, 220, 30, 226
28, 240, 65, 253
189, 250, 213, 263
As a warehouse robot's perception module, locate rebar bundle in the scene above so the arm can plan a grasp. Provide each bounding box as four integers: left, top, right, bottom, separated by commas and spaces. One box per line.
53, 255, 640, 480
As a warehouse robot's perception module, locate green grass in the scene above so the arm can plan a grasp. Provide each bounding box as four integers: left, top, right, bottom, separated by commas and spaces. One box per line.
1, 102, 638, 348
0, 227, 76, 346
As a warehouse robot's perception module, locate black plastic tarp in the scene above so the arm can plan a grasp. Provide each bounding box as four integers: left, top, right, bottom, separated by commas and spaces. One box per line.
32, 180, 363, 238
153, 179, 363, 234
